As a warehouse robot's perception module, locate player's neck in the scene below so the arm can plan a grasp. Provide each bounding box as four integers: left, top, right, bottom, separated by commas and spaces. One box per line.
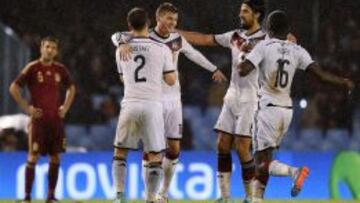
133, 30, 149, 38
245, 23, 261, 36
39, 58, 54, 66
154, 25, 170, 38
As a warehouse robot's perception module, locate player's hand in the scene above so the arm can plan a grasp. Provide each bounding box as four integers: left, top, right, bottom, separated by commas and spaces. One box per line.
28, 105, 42, 118
58, 105, 67, 119
119, 44, 132, 61
212, 69, 227, 83
287, 33, 297, 44
344, 79, 355, 95
239, 42, 252, 53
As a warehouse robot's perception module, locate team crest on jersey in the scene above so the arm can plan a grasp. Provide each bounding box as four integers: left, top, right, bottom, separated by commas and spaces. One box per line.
37, 71, 44, 83
55, 73, 61, 82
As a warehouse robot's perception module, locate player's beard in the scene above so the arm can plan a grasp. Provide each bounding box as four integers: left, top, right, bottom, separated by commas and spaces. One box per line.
240, 20, 251, 30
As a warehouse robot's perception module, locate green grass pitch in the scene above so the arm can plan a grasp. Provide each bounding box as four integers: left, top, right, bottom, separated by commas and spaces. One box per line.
3, 200, 360, 203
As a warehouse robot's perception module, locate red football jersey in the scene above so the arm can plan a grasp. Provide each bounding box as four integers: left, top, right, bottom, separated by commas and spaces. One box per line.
15, 60, 73, 120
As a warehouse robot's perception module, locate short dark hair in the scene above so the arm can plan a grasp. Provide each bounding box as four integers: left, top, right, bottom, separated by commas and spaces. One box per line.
127, 7, 149, 31
41, 36, 59, 47
156, 2, 178, 17
243, 0, 266, 23
266, 10, 290, 38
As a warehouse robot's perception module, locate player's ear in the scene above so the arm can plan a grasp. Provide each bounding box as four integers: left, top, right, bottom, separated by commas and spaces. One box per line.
255, 12, 260, 20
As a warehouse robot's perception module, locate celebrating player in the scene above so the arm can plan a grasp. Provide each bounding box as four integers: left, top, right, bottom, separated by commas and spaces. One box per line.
178, 0, 266, 202
112, 7, 177, 203
9, 36, 76, 203
112, 3, 227, 202
239, 10, 354, 203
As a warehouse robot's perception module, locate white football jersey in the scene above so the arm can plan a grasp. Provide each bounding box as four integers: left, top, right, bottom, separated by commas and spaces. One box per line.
246, 38, 314, 106
214, 29, 266, 104
116, 37, 175, 102
112, 30, 217, 101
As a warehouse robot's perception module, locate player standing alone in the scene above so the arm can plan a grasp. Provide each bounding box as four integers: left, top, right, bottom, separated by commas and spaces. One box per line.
9, 36, 76, 203
239, 10, 354, 203
112, 7, 177, 203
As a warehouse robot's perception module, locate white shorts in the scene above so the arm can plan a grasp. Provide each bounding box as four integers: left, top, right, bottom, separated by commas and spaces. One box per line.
214, 101, 257, 137
114, 100, 166, 152
253, 102, 293, 152
163, 99, 183, 139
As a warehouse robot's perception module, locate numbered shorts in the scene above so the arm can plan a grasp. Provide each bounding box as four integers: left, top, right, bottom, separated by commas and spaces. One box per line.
114, 100, 166, 153
253, 103, 293, 152
214, 101, 257, 137
163, 99, 183, 140
29, 118, 66, 156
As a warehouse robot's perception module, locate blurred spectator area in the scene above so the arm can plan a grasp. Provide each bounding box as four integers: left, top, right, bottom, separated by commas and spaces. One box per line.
0, 0, 359, 151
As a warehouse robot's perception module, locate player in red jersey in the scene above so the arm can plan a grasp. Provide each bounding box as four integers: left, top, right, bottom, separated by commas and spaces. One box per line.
9, 36, 76, 203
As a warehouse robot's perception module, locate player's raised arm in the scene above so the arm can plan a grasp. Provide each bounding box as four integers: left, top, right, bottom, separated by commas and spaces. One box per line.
115, 47, 124, 83
306, 62, 354, 91
177, 30, 218, 46
180, 37, 227, 83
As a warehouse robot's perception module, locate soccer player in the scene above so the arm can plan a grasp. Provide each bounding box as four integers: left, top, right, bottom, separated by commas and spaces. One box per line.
239, 10, 354, 203
9, 36, 76, 203
112, 3, 227, 202
112, 7, 176, 203
178, 0, 266, 202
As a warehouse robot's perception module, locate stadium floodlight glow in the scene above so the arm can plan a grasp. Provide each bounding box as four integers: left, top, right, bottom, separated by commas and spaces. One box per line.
4, 26, 14, 36
300, 98, 307, 109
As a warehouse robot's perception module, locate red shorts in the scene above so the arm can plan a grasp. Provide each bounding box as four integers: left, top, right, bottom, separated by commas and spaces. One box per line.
29, 118, 66, 156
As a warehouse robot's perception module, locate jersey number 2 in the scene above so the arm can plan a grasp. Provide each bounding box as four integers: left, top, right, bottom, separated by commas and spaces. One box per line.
134, 55, 146, 82
274, 59, 290, 88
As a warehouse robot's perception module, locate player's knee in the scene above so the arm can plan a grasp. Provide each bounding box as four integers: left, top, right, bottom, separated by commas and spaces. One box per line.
217, 139, 231, 154
114, 148, 127, 160
166, 148, 180, 160
148, 152, 162, 163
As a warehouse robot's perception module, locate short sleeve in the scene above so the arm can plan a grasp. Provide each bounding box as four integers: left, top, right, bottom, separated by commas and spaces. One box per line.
60, 66, 73, 87
163, 47, 176, 73
297, 46, 314, 71
245, 41, 265, 67
14, 65, 32, 87
214, 31, 235, 48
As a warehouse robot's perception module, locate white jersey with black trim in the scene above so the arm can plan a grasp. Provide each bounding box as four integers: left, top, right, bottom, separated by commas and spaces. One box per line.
214, 29, 266, 104
112, 30, 217, 101
246, 38, 314, 106
116, 37, 175, 102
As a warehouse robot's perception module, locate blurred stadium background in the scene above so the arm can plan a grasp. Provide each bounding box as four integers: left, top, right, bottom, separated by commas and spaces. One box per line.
0, 0, 360, 202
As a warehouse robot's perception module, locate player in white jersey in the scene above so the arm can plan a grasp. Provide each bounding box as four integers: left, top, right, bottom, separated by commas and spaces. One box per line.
112, 3, 227, 203
239, 10, 354, 203
112, 8, 176, 203
179, 1, 266, 202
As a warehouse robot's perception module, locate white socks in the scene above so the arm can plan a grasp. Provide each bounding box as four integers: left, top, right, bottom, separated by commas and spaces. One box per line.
145, 163, 163, 201
269, 160, 298, 179
159, 157, 178, 197
112, 159, 126, 193
217, 172, 231, 199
